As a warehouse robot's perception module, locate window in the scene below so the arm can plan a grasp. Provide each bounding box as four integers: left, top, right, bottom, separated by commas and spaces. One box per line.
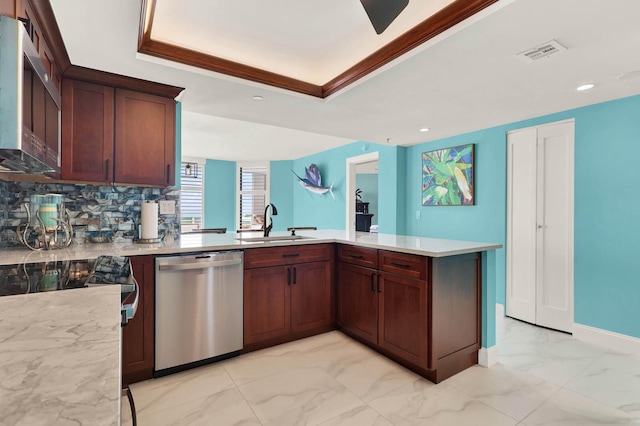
180, 160, 204, 232
237, 163, 269, 231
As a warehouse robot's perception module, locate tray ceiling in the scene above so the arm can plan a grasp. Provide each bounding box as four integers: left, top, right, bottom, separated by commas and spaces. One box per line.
140, 0, 497, 97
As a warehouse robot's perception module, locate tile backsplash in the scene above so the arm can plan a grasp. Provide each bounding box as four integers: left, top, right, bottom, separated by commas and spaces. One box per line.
0, 180, 180, 248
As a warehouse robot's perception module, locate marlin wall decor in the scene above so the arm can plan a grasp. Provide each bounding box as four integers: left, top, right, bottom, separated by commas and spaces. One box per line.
292, 164, 335, 200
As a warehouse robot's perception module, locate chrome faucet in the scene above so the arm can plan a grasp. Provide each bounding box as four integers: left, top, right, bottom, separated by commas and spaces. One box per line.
263, 203, 278, 237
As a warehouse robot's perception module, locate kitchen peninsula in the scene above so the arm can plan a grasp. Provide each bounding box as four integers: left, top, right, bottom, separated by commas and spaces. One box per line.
0, 230, 501, 425
0, 230, 501, 265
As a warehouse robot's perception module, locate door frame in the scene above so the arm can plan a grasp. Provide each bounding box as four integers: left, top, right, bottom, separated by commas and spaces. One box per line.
506, 118, 575, 332
346, 151, 379, 234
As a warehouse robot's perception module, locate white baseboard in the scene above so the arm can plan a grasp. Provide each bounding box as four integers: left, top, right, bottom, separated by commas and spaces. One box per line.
496, 303, 504, 318
478, 345, 499, 367
573, 323, 640, 357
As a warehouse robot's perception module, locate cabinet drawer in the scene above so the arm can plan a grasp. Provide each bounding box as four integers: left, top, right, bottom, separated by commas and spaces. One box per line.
244, 244, 332, 269
337, 245, 378, 268
379, 250, 428, 281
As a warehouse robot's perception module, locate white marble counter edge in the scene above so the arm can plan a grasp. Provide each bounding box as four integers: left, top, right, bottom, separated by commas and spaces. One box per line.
0, 231, 503, 265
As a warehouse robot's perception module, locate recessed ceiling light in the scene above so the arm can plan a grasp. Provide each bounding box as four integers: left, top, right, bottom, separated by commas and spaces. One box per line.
252, 95, 264, 101
576, 84, 595, 91
419, 128, 430, 132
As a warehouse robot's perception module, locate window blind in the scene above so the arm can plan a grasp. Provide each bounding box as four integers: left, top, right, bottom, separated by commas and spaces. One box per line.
239, 166, 268, 230
180, 162, 203, 228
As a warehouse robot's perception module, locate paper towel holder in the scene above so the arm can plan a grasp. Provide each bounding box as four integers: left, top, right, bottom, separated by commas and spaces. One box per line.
136, 201, 161, 244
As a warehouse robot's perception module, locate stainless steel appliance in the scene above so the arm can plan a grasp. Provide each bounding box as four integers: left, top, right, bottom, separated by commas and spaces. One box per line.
0, 16, 61, 174
155, 251, 243, 374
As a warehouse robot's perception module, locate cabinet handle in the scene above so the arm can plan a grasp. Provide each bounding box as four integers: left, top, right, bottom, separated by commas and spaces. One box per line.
390, 262, 411, 269
293, 267, 297, 284
287, 267, 291, 285
349, 254, 363, 259
104, 159, 110, 181
166, 164, 171, 183
377, 274, 382, 293
282, 253, 300, 258
370, 272, 376, 292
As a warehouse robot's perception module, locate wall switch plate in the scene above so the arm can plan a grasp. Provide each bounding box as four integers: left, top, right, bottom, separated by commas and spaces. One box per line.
415, 210, 421, 220
159, 200, 175, 215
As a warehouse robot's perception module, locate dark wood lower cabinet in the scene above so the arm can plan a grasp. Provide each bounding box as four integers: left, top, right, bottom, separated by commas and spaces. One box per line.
290, 261, 333, 333
336, 262, 378, 346
337, 251, 481, 383
378, 272, 428, 368
243, 259, 333, 351
430, 254, 481, 375
244, 266, 291, 345
122, 255, 155, 387
119, 245, 480, 386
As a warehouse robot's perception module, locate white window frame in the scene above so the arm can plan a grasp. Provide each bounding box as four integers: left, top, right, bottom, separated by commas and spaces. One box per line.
236, 161, 270, 232
180, 157, 205, 233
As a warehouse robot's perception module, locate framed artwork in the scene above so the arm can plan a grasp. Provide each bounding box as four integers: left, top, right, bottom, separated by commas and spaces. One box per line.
422, 143, 474, 206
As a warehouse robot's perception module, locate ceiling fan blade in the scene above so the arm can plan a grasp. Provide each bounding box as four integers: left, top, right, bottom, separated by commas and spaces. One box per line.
360, 0, 409, 34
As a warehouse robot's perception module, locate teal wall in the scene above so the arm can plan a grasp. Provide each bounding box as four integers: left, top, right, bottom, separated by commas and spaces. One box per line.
292, 141, 403, 233
190, 94, 640, 342
356, 173, 378, 226
203, 159, 236, 232
404, 94, 640, 339
270, 160, 294, 231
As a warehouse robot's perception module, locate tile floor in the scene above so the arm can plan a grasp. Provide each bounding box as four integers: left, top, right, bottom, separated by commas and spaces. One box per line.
122, 316, 640, 425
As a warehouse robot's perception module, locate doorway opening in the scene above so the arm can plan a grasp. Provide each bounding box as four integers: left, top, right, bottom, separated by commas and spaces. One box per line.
346, 152, 379, 234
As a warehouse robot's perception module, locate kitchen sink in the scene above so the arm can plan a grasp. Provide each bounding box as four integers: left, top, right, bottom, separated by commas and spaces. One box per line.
235, 235, 316, 243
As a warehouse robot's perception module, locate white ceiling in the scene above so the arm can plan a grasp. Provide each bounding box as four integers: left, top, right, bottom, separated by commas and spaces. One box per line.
51, 0, 640, 162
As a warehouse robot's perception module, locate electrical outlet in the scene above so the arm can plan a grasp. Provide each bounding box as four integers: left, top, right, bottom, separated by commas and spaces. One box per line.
415, 210, 421, 220
159, 200, 175, 215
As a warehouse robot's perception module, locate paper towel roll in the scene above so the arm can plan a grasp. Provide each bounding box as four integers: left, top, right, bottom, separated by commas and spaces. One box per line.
141, 202, 159, 240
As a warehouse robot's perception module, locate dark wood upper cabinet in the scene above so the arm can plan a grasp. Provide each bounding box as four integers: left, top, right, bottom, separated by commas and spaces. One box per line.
114, 89, 175, 187
61, 79, 114, 182
61, 81, 176, 186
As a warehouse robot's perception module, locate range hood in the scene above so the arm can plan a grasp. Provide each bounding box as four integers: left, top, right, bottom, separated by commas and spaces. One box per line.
0, 16, 61, 175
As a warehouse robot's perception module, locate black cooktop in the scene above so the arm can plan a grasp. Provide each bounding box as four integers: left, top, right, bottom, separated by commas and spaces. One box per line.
0, 256, 132, 297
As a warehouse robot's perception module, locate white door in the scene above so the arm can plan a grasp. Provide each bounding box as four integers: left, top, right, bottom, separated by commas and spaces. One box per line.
507, 120, 574, 333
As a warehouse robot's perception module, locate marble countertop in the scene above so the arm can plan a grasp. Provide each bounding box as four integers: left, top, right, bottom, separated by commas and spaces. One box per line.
0, 285, 121, 426
0, 230, 502, 265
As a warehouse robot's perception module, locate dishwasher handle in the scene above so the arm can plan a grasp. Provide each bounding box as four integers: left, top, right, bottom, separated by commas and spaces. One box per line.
158, 258, 242, 271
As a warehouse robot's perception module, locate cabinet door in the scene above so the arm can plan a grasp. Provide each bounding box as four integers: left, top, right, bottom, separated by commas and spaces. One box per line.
378, 272, 428, 368
61, 79, 114, 182
114, 89, 175, 186
122, 256, 155, 386
244, 266, 291, 345
336, 262, 378, 346
290, 261, 332, 333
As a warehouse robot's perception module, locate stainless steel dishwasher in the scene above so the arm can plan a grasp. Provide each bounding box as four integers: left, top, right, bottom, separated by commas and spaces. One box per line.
155, 251, 243, 375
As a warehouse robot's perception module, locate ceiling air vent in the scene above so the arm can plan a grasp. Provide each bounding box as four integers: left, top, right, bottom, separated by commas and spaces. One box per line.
517, 40, 567, 61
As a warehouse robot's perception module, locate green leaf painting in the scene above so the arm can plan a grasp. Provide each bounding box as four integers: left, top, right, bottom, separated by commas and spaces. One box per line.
422, 144, 474, 206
